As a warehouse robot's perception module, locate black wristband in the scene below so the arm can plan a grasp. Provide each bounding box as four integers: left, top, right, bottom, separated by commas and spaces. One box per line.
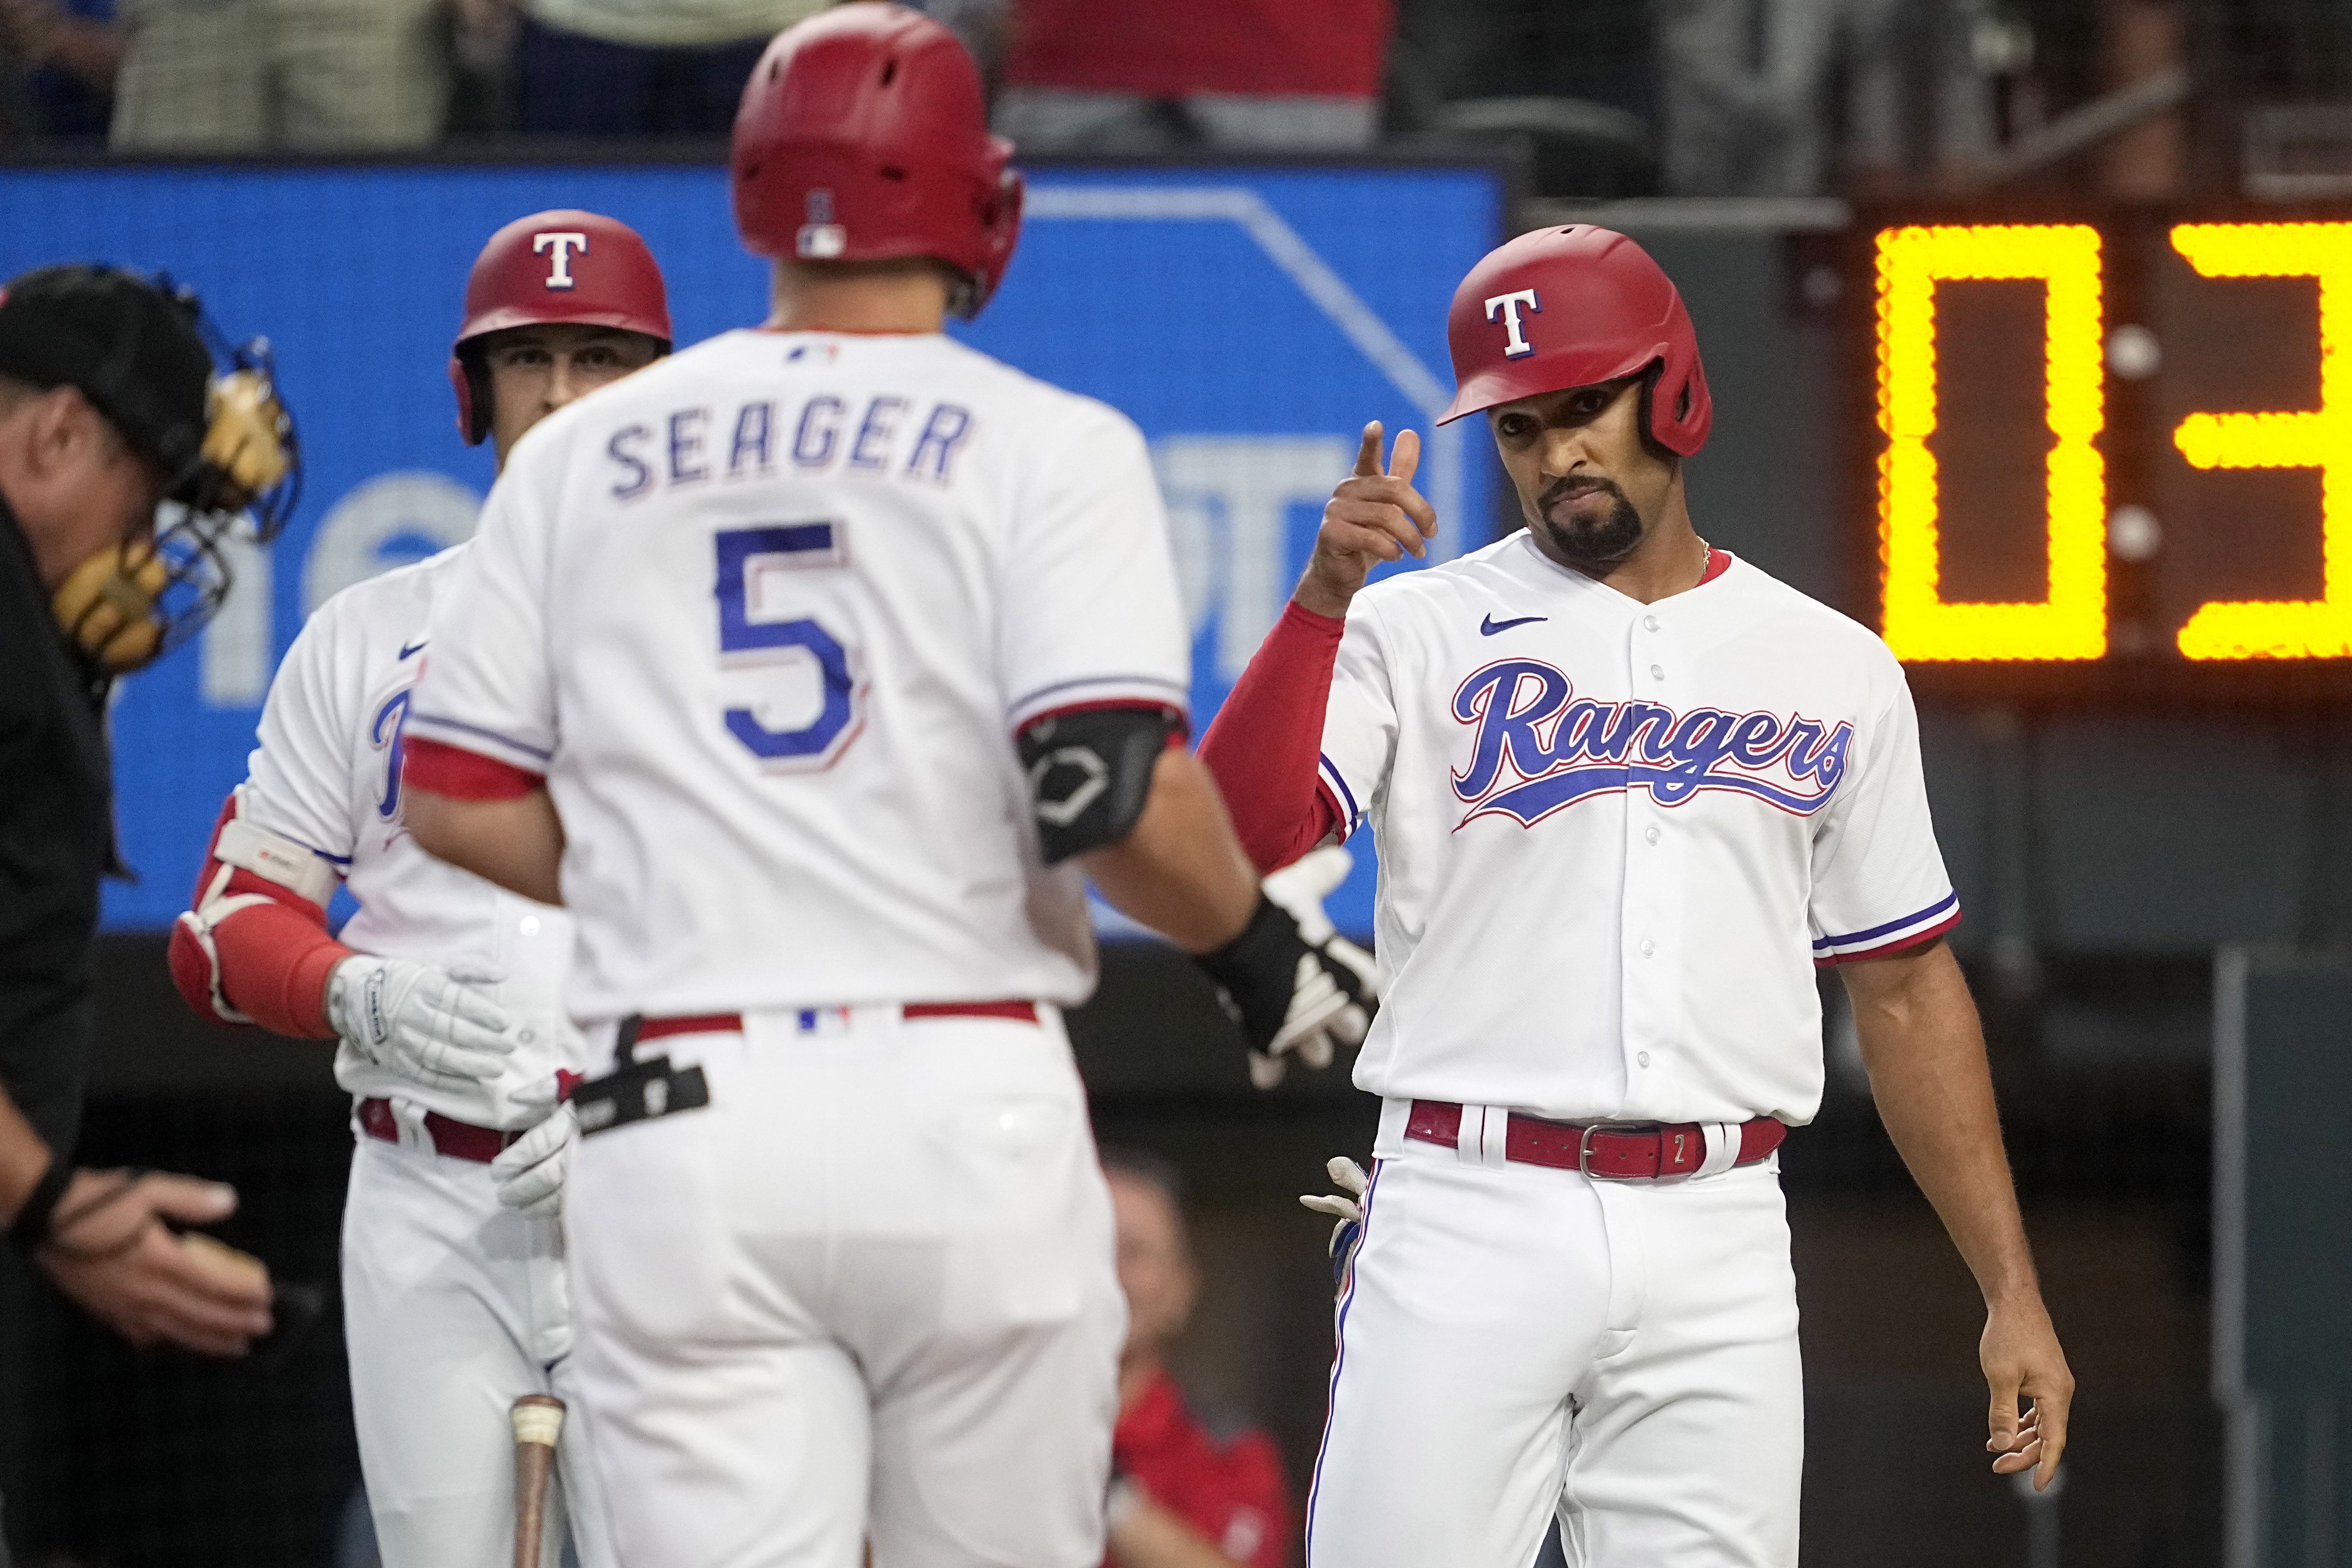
8, 1156, 74, 1250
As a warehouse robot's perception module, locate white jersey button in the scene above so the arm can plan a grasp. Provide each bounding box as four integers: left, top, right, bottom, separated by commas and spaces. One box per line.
1637, 1051, 1651, 1067
1639, 939, 1656, 957
1642, 615, 1659, 632
520, 915, 541, 936
1649, 663, 1664, 680
1645, 825, 1660, 845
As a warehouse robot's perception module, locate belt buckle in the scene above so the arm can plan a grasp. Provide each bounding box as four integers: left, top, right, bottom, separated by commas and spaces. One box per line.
1576, 1121, 1649, 1179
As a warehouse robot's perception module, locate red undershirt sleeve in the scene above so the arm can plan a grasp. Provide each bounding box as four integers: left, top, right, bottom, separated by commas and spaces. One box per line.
1198, 601, 1346, 873
403, 735, 546, 801
167, 794, 350, 1040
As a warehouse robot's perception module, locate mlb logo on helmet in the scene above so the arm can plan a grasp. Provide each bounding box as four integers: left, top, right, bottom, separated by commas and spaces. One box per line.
798, 190, 847, 260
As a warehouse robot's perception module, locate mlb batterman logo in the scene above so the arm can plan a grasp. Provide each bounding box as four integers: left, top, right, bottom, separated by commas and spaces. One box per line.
534, 231, 589, 289
798, 189, 847, 260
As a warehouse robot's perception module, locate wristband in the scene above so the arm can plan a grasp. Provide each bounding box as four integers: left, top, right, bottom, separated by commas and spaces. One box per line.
7, 1157, 73, 1250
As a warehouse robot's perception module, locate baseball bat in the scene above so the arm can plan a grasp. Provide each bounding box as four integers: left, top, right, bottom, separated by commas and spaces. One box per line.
510, 1394, 565, 1568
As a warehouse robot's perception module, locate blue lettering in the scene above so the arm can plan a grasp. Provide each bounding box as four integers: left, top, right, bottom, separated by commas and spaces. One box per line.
905, 402, 974, 483
1452, 661, 1569, 802
1726, 710, 1792, 768
1651, 708, 1738, 804
669, 409, 709, 485
372, 689, 410, 820
1593, 701, 1674, 764
793, 395, 842, 467
608, 425, 653, 501
849, 395, 906, 470
728, 401, 774, 477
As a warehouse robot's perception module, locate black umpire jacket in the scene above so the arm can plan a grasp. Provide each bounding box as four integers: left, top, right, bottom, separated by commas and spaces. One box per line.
0, 491, 114, 1165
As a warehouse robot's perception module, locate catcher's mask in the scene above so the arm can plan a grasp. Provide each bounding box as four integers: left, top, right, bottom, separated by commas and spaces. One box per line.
0, 268, 301, 673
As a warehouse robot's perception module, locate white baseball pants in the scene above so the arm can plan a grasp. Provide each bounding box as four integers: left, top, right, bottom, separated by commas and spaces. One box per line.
562, 1006, 1126, 1568
341, 1116, 605, 1568
1305, 1134, 1803, 1568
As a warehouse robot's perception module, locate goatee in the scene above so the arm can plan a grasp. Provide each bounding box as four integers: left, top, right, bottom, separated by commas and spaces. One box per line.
1532, 475, 1644, 569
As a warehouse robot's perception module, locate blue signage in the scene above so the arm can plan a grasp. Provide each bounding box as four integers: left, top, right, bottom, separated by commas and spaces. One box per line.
0, 161, 1502, 937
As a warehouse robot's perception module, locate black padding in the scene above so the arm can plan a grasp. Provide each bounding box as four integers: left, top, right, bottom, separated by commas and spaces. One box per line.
1017, 706, 1177, 865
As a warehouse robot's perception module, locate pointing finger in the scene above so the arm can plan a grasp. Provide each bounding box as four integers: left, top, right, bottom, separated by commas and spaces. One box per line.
1353, 422, 1384, 478
1387, 428, 1422, 490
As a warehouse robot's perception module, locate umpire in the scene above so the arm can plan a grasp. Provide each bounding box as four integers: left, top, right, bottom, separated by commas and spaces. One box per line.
0, 266, 277, 1391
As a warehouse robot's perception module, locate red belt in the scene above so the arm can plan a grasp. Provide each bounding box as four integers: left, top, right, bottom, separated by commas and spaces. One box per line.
1406, 1100, 1786, 1179
356, 1096, 517, 1164
635, 1000, 1038, 1042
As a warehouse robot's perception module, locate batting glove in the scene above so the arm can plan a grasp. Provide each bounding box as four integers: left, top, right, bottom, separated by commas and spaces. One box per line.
326, 956, 517, 1096
491, 1101, 576, 1219
1195, 870, 1376, 1090
1299, 1155, 1371, 1286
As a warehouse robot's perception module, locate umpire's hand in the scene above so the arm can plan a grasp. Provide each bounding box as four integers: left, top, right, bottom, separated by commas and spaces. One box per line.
35, 1168, 275, 1356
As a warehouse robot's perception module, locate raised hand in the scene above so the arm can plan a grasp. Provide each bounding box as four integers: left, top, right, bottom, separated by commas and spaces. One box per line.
1295, 422, 1437, 619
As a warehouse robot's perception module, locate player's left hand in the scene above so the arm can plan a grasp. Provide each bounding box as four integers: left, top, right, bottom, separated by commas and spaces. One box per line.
1980, 1293, 2073, 1490
1195, 886, 1375, 1089
491, 1099, 577, 1219
1249, 846, 1378, 1088
1299, 1154, 1371, 1285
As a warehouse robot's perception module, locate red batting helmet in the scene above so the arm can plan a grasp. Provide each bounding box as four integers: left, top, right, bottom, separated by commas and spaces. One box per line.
1437, 226, 1712, 457
449, 209, 674, 446
730, 4, 1021, 319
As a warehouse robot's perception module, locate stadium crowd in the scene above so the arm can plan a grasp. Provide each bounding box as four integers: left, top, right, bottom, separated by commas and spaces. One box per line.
0, 0, 2142, 198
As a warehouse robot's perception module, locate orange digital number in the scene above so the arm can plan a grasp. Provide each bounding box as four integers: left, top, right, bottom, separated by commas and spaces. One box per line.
2170, 223, 2352, 660
1876, 224, 2108, 661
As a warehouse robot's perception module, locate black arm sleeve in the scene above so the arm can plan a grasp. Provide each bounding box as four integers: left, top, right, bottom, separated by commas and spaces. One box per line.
1016, 706, 1181, 865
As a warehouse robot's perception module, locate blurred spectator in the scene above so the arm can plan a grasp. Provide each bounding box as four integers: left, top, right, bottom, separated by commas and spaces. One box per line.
0, 0, 120, 140
1101, 1149, 1293, 1568
453, 0, 825, 137
997, 0, 1392, 153
108, 0, 447, 151
1654, 0, 1996, 194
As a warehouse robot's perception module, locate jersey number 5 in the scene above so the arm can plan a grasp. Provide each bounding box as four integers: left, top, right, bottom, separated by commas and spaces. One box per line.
714, 524, 865, 770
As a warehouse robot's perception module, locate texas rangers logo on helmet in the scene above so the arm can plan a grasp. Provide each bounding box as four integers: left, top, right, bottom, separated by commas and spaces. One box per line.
1449, 658, 1852, 828
1484, 289, 1540, 359
534, 231, 589, 290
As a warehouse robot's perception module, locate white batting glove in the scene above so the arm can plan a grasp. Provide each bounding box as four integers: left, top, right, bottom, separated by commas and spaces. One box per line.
1299, 1156, 1371, 1285
326, 956, 517, 1096
491, 1101, 576, 1219
1248, 847, 1379, 1089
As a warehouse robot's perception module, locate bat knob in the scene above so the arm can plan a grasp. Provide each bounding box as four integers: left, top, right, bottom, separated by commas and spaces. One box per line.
511, 1394, 566, 1448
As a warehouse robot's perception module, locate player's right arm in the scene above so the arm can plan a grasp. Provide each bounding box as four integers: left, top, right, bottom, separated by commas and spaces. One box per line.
1197, 423, 1432, 872
168, 597, 518, 1092
167, 608, 363, 1040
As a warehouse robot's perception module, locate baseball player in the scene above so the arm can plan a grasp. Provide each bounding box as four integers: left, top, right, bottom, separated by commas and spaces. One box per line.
165, 210, 672, 1568
396, 9, 1370, 1567
1198, 224, 2075, 1567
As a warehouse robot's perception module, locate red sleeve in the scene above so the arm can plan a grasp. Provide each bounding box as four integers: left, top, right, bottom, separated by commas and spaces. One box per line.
167, 793, 350, 1040
404, 735, 544, 800
1197, 602, 1346, 873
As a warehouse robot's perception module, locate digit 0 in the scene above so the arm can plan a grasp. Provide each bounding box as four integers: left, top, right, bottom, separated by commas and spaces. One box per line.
1875, 224, 2108, 662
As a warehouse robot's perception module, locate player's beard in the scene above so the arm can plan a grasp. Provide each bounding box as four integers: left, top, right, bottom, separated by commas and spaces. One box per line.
1530, 474, 1646, 570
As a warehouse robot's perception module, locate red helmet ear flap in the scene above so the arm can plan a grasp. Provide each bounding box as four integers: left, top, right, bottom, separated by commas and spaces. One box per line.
449, 353, 490, 446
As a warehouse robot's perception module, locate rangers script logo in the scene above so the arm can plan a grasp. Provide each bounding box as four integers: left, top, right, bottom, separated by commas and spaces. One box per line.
1450, 658, 1853, 828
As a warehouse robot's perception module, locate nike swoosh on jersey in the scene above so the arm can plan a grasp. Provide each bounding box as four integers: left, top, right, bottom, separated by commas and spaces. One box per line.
1479, 614, 1548, 636
398, 640, 427, 660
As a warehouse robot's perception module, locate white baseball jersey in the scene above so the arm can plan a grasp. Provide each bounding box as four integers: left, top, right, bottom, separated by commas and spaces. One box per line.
241, 544, 584, 1128
408, 329, 1192, 1024
1321, 535, 1956, 1131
